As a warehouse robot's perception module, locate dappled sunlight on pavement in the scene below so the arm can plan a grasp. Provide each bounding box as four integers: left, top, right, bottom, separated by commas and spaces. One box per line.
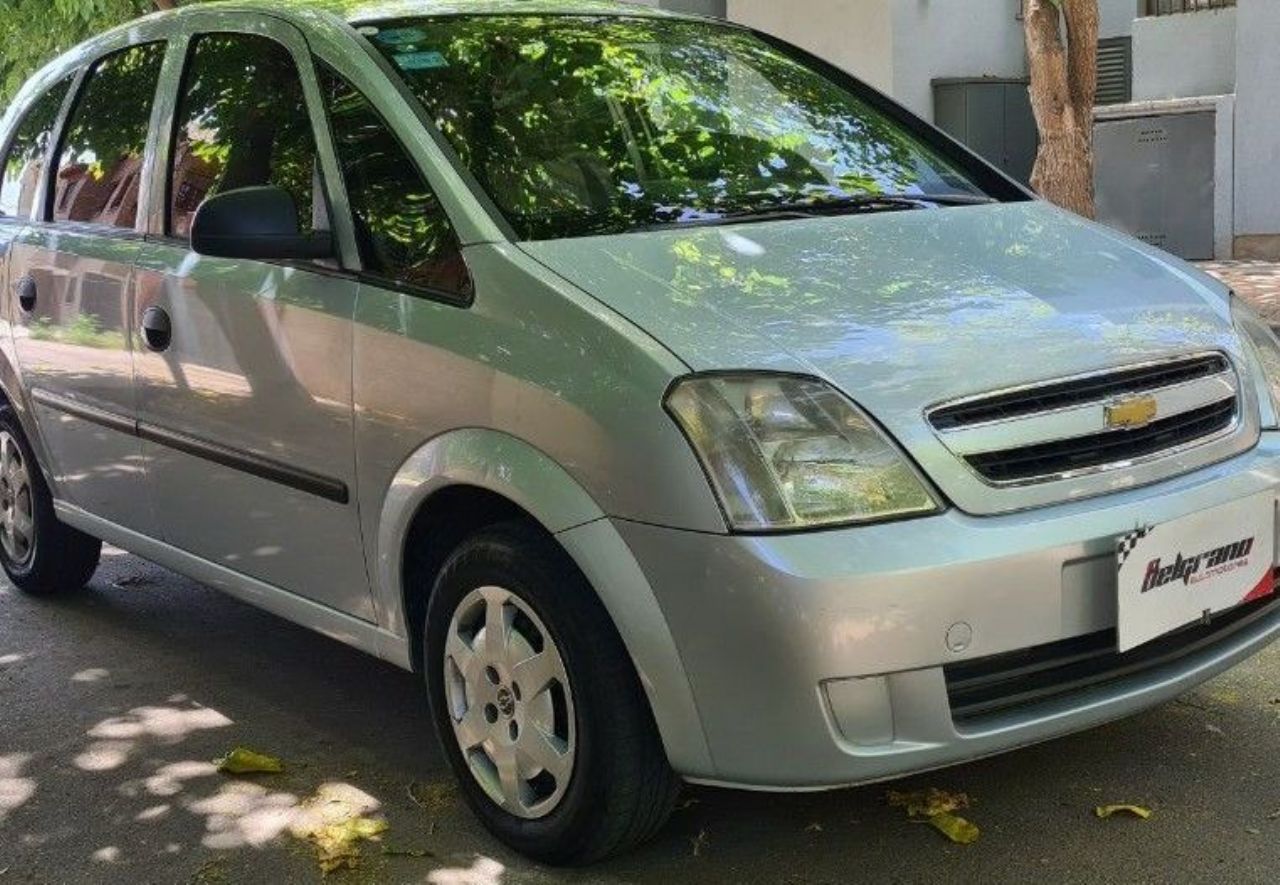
2, 552, 1278, 883
1201, 260, 1280, 322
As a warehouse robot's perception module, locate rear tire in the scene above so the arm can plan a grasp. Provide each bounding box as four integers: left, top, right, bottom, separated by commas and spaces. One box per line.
0, 405, 101, 595
424, 521, 679, 865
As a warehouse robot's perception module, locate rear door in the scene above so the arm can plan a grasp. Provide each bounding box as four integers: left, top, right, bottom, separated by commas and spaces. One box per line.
7, 44, 167, 533
131, 19, 372, 618
2, 73, 75, 393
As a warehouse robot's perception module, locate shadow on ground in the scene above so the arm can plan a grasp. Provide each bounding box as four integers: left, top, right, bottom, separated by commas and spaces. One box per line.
1, 549, 1278, 884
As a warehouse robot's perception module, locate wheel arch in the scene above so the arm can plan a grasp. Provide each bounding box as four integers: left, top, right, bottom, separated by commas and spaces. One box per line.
374, 428, 715, 777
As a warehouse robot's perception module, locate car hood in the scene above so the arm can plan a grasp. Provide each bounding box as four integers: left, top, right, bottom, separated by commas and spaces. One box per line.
520, 201, 1252, 514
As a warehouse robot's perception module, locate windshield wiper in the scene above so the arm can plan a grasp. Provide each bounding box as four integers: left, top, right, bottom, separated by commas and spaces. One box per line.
643, 193, 998, 231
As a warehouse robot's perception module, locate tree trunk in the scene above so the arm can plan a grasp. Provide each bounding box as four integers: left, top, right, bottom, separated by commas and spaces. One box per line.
1024, 0, 1099, 218
153, 0, 177, 9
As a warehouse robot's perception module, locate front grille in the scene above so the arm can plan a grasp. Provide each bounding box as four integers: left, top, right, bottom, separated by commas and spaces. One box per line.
966, 398, 1236, 483
930, 354, 1229, 430
945, 587, 1280, 727
928, 353, 1241, 486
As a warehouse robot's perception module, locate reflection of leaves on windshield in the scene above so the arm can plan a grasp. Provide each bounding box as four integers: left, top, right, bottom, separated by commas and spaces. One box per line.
371, 15, 983, 239
170, 33, 319, 237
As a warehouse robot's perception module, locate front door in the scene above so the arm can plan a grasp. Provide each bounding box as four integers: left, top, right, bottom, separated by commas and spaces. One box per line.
131, 23, 371, 618
8, 45, 166, 534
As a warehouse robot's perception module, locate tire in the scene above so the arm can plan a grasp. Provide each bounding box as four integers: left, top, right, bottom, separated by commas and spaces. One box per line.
424, 521, 680, 865
0, 405, 101, 595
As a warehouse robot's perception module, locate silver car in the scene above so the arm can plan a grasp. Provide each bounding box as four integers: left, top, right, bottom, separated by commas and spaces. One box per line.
1, 0, 1277, 864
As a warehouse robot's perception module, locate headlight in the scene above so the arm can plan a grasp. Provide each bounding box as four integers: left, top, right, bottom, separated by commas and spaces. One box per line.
665, 374, 941, 531
1230, 296, 1280, 428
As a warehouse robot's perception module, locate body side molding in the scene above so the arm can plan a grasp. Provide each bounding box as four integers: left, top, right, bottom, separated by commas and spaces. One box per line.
30, 387, 349, 504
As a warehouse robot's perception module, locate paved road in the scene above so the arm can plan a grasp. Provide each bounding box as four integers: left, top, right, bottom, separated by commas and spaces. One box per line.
1, 549, 1277, 884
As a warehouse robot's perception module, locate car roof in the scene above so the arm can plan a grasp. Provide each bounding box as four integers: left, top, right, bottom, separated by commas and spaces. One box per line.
154, 0, 696, 26
335, 0, 691, 22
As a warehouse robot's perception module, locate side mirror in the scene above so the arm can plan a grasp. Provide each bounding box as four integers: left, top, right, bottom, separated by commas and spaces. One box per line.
190, 185, 334, 261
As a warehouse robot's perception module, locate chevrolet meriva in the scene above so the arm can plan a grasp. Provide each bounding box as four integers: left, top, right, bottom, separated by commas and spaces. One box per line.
1, 0, 1277, 864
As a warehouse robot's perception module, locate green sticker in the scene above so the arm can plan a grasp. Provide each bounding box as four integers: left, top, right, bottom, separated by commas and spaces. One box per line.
376, 27, 429, 46
394, 51, 449, 71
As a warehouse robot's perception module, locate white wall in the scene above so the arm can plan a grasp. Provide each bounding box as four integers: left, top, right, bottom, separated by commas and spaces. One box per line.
888, 0, 1028, 120
1099, 0, 1140, 38
726, 0, 895, 95
1131, 8, 1236, 101
1234, 0, 1280, 254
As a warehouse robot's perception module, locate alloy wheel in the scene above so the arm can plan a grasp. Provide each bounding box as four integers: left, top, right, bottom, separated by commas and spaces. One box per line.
443, 585, 575, 819
0, 431, 34, 566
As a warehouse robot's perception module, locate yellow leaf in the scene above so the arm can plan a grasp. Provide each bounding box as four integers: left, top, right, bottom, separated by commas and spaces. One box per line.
1095, 804, 1153, 820
214, 747, 283, 775
930, 812, 981, 845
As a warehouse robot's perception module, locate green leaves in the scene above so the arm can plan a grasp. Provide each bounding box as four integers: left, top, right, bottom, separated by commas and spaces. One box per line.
0, 0, 158, 102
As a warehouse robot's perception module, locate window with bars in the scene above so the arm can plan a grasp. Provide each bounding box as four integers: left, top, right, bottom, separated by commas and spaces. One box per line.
1143, 0, 1235, 16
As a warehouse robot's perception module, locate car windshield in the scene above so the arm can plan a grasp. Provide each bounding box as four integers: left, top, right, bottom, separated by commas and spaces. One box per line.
362, 15, 994, 240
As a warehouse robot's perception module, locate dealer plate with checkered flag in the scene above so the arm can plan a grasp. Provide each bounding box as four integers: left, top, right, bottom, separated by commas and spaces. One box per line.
1115, 492, 1276, 652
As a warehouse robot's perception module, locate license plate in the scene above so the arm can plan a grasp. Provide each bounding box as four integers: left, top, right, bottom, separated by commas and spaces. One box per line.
1116, 494, 1276, 652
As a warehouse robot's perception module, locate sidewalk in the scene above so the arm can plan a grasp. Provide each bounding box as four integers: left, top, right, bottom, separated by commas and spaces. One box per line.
1199, 260, 1280, 322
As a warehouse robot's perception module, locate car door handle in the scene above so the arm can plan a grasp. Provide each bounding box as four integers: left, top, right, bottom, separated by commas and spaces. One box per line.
140, 306, 172, 352
14, 275, 36, 313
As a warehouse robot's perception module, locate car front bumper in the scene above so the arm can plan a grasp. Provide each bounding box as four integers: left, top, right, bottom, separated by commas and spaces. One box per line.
613, 435, 1280, 790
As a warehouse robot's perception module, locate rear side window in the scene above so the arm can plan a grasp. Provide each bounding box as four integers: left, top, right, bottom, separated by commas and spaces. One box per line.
0, 76, 72, 221
53, 42, 166, 229
169, 33, 323, 239
319, 65, 470, 299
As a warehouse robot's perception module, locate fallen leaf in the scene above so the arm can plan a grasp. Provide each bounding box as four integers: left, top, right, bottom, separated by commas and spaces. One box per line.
289, 784, 387, 875
805, 822, 823, 832
887, 788, 980, 844
691, 829, 709, 857
1205, 723, 1224, 735
887, 788, 971, 818
930, 812, 981, 845
1268, 809, 1280, 820
1095, 804, 1153, 820
311, 817, 389, 874
214, 747, 283, 775
1246, 827, 1261, 836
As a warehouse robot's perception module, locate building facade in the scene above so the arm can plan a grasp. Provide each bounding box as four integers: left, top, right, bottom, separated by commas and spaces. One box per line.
640, 0, 1279, 261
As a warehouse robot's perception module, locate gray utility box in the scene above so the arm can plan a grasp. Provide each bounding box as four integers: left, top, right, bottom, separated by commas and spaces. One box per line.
1095, 111, 1215, 260
933, 78, 1038, 186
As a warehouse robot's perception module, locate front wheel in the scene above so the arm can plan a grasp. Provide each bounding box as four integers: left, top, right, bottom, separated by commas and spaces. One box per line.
0, 405, 101, 594
424, 522, 680, 864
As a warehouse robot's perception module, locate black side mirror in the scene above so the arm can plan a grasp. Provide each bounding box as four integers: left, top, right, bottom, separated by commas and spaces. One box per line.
190, 185, 334, 261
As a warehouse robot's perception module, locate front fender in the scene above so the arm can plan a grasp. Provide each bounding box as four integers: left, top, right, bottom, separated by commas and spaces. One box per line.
373, 427, 715, 777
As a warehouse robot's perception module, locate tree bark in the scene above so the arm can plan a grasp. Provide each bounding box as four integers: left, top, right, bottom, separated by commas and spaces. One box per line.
1024, 0, 1099, 218
153, 0, 177, 9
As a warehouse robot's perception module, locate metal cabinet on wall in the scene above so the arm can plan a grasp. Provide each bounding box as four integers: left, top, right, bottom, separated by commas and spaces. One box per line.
1095, 111, 1216, 260
933, 78, 1038, 187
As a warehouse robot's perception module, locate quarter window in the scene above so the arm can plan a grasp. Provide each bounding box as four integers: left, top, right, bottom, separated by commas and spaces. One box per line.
170, 33, 323, 239
319, 65, 469, 298
53, 43, 166, 229
0, 76, 73, 221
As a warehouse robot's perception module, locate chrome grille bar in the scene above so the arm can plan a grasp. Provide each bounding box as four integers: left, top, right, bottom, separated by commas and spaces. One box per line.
927, 353, 1242, 486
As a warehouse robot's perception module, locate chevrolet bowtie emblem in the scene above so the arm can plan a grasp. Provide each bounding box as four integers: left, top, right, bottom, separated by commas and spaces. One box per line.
1105, 396, 1159, 430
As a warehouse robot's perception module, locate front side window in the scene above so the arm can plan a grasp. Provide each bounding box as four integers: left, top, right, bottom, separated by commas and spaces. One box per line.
53, 43, 166, 229
319, 65, 469, 298
363, 16, 993, 240
0, 76, 73, 220
169, 33, 322, 239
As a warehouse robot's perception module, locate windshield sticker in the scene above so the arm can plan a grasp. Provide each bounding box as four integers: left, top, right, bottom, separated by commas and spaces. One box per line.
375, 27, 429, 46
394, 51, 449, 71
